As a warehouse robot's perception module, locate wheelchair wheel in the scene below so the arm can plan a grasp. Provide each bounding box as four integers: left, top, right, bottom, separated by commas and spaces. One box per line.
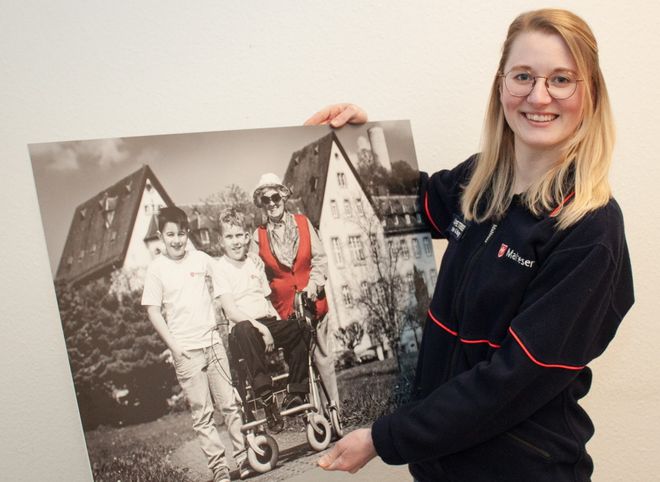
329, 406, 343, 438
247, 434, 279, 474
306, 413, 332, 451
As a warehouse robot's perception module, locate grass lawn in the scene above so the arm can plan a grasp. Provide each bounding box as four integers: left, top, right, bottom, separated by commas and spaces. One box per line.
85, 411, 197, 482
336, 354, 416, 427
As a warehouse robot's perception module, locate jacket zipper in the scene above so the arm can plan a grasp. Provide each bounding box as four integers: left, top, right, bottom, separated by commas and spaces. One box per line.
505, 432, 553, 461
445, 223, 499, 380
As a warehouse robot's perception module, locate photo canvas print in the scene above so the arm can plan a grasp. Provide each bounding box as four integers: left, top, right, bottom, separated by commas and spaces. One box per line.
29, 121, 437, 481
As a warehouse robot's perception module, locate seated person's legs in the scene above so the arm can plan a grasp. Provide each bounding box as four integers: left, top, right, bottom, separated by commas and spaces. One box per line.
229, 320, 284, 433
260, 317, 309, 408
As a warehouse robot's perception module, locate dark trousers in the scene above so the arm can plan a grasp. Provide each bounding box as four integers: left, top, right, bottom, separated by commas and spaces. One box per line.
229, 318, 309, 397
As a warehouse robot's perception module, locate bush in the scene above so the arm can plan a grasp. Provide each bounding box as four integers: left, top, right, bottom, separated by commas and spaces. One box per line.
56, 276, 179, 429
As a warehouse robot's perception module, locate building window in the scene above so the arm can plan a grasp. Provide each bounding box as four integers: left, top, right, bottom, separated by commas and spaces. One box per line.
343, 199, 352, 217
348, 235, 367, 265
199, 228, 210, 245
405, 214, 412, 225
393, 215, 399, 226
406, 271, 415, 292
342, 285, 353, 306
110, 231, 117, 242
429, 269, 437, 284
412, 238, 421, 258
310, 176, 319, 192
360, 281, 369, 297
330, 200, 339, 218
91, 244, 97, 254
355, 199, 364, 216
78, 250, 85, 262
388, 240, 395, 258
399, 239, 410, 259
423, 236, 432, 256
314, 145, 319, 155
337, 172, 347, 187
368, 233, 378, 252
331, 237, 344, 267
416, 213, 422, 223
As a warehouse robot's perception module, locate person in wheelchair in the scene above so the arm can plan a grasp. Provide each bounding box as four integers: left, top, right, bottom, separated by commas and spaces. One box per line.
214, 208, 310, 434
250, 173, 340, 409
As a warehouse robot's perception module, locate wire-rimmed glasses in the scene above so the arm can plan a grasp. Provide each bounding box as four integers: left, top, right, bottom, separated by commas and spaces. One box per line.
500, 69, 583, 100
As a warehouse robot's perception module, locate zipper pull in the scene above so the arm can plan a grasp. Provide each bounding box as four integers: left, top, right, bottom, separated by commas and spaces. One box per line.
484, 223, 498, 244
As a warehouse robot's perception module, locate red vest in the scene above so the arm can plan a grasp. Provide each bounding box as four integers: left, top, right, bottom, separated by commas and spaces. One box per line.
258, 214, 329, 320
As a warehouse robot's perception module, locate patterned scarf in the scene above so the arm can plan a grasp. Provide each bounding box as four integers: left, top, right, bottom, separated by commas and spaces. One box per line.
266, 212, 299, 268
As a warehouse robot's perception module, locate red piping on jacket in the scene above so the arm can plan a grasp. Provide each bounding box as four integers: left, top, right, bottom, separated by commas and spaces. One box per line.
427, 310, 585, 370
427, 310, 502, 349
549, 191, 576, 217
508, 327, 585, 370
424, 192, 443, 234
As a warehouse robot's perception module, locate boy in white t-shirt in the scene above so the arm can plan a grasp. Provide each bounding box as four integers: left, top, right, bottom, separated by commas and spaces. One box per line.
141, 206, 246, 482
215, 209, 309, 433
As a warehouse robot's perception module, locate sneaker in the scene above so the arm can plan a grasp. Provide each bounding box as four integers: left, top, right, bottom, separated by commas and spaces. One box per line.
262, 394, 284, 434
238, 458, 251, 479
213, 465, 231, 482
282, 393, 306, 410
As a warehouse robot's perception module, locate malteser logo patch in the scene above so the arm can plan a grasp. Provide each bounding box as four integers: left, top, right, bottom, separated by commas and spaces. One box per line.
498, 243, 535, 268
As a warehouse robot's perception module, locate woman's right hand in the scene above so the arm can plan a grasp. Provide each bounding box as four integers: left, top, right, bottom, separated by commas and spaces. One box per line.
304, 103, 368, 127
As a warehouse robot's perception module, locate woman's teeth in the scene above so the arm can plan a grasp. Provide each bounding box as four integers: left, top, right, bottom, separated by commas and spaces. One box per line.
525, 113, 557, 122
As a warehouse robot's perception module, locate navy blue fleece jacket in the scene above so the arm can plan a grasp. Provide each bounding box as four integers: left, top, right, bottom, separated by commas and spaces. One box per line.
370, 157, 634, 481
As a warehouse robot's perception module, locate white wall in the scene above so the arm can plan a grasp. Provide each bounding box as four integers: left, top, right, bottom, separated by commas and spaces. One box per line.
1, 1, 658, 480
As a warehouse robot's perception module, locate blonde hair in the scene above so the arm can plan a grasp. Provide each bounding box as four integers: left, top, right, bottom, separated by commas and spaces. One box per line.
461, 9, 615, 229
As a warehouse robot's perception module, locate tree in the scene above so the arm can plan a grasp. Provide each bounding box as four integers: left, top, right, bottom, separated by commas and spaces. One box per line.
349, 215, 414, 372
334, 321, 365, 352
411, 265, 430, 347
387, 160, 419, 195
56, 276, 178, 429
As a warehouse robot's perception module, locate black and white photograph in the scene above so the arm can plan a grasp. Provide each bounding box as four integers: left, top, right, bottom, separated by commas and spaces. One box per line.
28, 121, 437, 482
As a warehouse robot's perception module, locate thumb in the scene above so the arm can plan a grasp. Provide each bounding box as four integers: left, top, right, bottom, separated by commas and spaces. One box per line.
318, 444, 341, 469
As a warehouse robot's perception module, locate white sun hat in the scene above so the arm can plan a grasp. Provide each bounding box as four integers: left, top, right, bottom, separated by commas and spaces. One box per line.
252, 172, 292, 206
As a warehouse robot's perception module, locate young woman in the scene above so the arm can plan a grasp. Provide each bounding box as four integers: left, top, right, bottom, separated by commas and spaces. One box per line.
309, 9, 634, 481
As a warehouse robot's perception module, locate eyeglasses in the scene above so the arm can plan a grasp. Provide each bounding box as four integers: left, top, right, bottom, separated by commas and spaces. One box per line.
500, 69, 583, 100
260, 193, 282, 205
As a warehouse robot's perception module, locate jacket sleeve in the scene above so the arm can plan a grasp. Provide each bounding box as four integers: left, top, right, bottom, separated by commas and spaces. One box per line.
419, 156, 475, 239
372, 225, 634, 464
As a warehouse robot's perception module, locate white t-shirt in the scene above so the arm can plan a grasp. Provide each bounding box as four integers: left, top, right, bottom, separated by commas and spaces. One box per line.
141, 250, 217, 350
215, 255, 276, 327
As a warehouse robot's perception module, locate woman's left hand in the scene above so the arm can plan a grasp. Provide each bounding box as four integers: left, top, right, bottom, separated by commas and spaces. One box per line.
304, 103, 368, 127
318, 428, 378, 473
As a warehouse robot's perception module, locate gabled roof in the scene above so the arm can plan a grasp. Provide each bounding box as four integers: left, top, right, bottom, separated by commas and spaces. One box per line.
282, 132, 378, 230
55, 165, 175, 285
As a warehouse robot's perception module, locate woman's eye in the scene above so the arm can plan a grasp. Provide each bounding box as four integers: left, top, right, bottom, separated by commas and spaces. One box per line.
551, 75, 573, 85
513, 72, 532, 82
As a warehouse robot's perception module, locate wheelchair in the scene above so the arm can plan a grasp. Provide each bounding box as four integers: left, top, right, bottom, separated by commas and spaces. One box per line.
228, 291, 343, 474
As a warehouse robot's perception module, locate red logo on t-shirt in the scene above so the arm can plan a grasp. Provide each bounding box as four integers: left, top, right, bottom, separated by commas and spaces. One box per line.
498, 243, 508, 258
